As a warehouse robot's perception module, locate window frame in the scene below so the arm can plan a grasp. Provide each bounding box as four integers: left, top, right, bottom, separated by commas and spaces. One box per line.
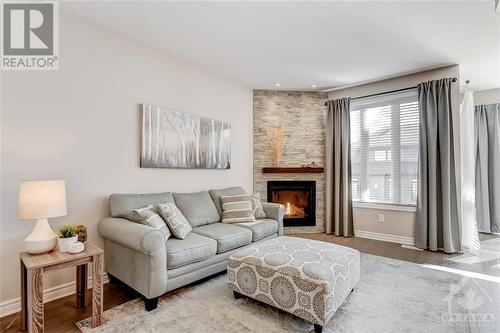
352, 201, 417, 212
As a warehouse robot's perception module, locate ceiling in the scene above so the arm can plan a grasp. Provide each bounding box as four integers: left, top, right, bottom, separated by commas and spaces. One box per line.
63, 1, 499, 91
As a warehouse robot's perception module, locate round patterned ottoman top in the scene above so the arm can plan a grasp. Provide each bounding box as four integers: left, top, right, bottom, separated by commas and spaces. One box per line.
229, 236, 360, 288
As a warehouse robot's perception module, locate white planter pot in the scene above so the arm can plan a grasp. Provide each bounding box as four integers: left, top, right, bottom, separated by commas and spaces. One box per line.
58, 235, 78, 252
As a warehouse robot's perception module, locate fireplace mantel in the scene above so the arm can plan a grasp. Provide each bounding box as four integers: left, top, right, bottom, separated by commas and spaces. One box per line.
262, 167, 324, 174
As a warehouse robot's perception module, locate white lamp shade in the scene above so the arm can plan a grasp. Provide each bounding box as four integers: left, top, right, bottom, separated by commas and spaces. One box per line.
18, 180, 67, 220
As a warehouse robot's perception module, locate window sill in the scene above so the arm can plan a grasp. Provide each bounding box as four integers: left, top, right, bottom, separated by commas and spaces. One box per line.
352, 202, 416, 212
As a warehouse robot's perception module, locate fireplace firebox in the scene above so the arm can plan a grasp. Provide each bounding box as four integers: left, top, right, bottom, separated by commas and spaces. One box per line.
267, 181, 316, 227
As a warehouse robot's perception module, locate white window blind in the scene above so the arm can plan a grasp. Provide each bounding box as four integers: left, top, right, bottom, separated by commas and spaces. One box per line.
350, 89, 419, 206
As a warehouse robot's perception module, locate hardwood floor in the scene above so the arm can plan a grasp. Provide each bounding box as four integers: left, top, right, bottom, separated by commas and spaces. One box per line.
296, 233, 500, 277
0, 282, 135, 333
2, 234, 498, 332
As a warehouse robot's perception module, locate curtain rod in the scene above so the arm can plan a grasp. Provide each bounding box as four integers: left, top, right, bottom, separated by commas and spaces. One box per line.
324, 77, 457, 106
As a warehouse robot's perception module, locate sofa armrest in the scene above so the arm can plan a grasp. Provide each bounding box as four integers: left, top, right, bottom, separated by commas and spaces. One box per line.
262, 202, 285, 236
98, 217, 168, 299
98, 217, 164, 254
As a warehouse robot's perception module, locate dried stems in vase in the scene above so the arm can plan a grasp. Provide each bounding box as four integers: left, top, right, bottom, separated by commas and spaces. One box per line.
269, 126, 286, 167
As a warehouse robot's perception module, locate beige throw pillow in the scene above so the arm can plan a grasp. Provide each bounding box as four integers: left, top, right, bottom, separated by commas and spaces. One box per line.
220, 194, 256, 223
125, 205, 171, 241
158, 202, 192, 239
251, 193, 267, 219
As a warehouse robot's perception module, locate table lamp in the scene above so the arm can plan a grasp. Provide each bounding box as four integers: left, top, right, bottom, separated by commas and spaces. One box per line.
17, 180, 67, 254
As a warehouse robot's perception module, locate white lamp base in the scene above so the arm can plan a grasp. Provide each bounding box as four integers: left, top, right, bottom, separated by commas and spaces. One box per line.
25, 218, 58, 254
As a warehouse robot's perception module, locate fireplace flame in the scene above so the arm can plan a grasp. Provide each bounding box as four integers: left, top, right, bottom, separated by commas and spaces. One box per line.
284, 202, 306, 218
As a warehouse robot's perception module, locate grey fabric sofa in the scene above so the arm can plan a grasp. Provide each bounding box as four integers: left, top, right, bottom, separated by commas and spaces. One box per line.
98, 186, 285, 311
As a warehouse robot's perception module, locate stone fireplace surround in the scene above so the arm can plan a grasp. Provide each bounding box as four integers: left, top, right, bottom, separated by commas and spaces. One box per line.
253, 90, 328, 234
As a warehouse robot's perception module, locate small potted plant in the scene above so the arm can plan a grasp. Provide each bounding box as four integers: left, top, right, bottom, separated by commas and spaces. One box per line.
57, 224, 78, 252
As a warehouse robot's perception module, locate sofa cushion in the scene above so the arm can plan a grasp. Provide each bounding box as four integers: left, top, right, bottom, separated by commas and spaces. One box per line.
220, 194, 255, 224
110, 192, 174, 218
209, 186, 247, 216
166, 233, 217, 269
192, 223, 252, 254
235, 219, 278, 241
172, 191, 220, 227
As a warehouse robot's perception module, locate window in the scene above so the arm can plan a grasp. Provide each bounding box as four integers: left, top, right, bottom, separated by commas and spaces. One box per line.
350, 89, 419, 206
352, 178, 359, 199
411, 179, 418, 202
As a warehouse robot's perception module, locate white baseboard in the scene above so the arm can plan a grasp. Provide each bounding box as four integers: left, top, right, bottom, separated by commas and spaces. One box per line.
354, 230, 415, 246
0, 273, 108, 318
401, 244, 424, 251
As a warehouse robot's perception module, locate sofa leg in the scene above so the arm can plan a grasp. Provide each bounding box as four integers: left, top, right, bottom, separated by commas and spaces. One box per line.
314, 323, 322, 333
233, 291, 243, 299
108, 273, 120, 285
144, 297, 159, 311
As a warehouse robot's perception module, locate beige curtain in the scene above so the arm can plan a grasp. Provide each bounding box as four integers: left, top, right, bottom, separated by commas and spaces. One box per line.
325, 98, 354, 236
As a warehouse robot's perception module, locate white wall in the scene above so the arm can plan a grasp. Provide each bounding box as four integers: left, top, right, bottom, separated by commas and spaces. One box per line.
328, 65, 460, 241
474, 88, 500, 105
0, 12, 253, 308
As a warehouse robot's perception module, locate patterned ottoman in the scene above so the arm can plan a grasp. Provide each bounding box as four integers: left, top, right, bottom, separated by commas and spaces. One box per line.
227, 236, 360, 333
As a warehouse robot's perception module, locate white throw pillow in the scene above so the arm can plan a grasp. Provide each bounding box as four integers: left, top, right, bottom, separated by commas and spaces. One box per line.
126, 205, 171, 241
158, 202, 192, 239
251, 193, 267, 219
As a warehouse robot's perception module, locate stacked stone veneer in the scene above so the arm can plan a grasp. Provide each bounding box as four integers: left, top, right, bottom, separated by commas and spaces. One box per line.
253, 90, 328, 233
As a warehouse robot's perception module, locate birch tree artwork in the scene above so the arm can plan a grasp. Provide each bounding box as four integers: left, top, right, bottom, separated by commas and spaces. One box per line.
140, 104, 231, 169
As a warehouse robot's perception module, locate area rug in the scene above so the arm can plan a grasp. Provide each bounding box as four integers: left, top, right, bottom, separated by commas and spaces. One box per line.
76, 254, 500, 333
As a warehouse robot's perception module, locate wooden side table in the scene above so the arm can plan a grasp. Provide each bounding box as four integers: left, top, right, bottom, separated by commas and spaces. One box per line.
19, 243, 104, 333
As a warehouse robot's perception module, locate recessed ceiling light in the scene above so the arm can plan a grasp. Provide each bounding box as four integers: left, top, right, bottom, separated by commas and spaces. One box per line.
311, 84, 317, 88
275, 83, 281, 87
